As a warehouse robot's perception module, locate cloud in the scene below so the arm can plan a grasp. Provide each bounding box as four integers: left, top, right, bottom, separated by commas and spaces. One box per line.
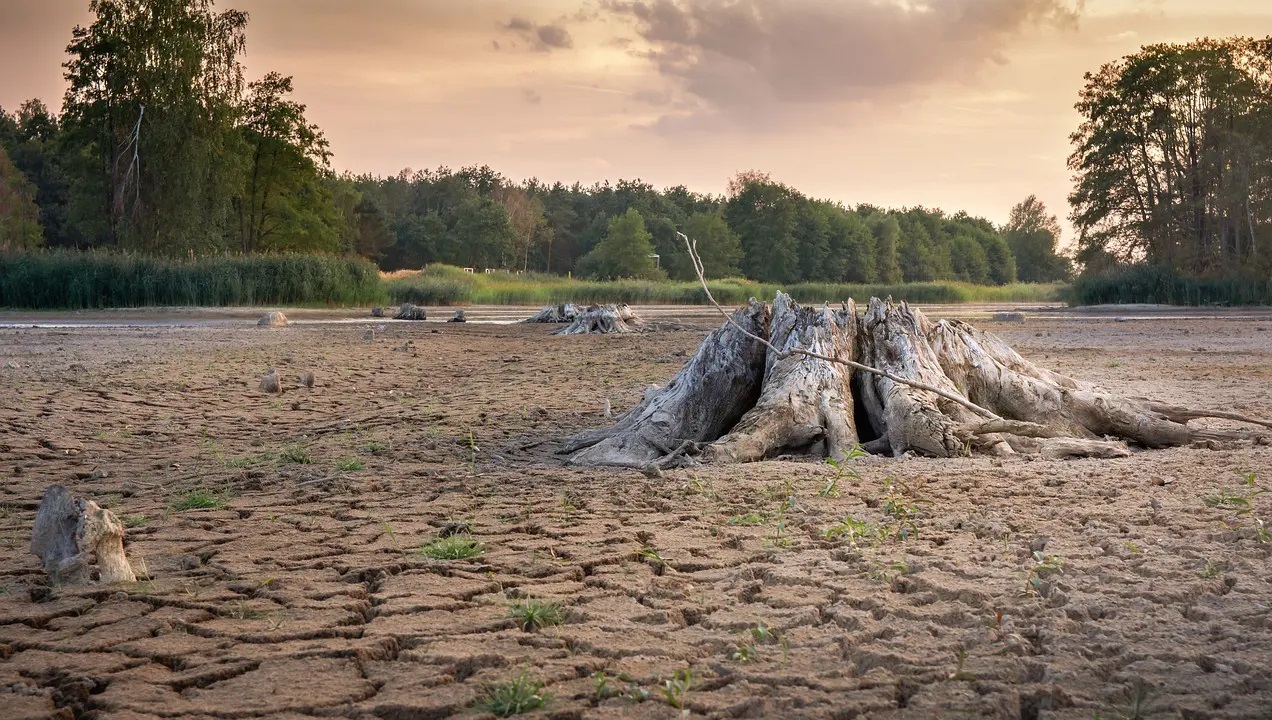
503, 16, 575, 52
602, 0, 1086, 129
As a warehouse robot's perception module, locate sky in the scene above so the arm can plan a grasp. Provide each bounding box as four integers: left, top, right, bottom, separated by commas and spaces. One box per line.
2, 0, 1271, 245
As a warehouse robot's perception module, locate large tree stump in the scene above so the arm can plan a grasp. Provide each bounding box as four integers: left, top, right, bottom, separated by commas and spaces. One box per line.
394, 303, 428, 320
555, 304, 641, 335
564, 293, 1270, 467
30, 485, 136, 585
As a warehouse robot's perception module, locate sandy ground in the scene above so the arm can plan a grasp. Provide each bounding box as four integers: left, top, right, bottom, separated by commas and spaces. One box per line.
1, 308, 1271, 719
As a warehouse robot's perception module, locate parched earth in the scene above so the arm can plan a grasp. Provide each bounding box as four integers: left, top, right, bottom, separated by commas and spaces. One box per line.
1, 308, 1271, 719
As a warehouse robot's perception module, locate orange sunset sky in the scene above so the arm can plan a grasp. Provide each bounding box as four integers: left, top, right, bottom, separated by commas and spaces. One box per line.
2, 1, 1270, 242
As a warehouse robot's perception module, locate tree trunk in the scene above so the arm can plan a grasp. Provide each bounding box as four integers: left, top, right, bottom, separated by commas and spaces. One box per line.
564, 294, 1270, 468
564, 300, 769, 468
524, 303, 579, 324
30, 485, 136, 586
554, 304, 640, 335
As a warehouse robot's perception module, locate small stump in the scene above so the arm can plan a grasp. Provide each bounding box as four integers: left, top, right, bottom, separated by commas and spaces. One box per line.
394, 303, 427, 321
525, 304, 580, 323
448, 310, 467, 323
31, 485, 136, 585
257, 311, 288, 327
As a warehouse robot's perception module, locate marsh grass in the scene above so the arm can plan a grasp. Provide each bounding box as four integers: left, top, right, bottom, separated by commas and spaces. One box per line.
170, 489, 229, 512
0, 251, 387, 309
386, 264, 1064, 306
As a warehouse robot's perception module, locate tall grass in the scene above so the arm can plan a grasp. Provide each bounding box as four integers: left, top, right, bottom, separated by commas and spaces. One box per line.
1070, 264, 1272, 306
0, 251, 388, 309
387, 264, 1065, 306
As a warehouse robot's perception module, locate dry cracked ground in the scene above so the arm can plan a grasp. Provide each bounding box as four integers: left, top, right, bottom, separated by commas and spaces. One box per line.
1, 308, 1271, 720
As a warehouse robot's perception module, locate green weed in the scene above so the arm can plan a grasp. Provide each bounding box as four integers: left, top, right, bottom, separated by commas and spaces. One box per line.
477, 673, 550, 717
508, 599, 565, 632
420, 534, 484, 560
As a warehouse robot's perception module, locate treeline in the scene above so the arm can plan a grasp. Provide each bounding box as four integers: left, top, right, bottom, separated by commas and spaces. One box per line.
0, 0, 1072, 291
1070, 36, 1272, 294
340, 168, 1071, 286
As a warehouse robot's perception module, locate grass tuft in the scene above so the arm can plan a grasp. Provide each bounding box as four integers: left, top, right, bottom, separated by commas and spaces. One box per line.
477, 673, 550, 717
420, 534, 484, 560
508, 599, 565, 632
170, 489, 228, 511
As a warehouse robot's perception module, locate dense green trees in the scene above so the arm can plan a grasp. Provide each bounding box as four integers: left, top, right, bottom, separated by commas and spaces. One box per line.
0, 0, 1074, 288
577, 208, 666, 280
1070, 37, 1272, 279
1005, 196, 1071, 282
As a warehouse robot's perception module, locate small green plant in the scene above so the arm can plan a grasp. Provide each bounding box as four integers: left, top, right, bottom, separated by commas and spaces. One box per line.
508, 599, 565, 631
1202, 471, 1268, 542
1198, 560, 1225, 578
421, 534, 484, 560
122, 513, 148, 528
592, 671, 612, 699
660, 667, 693, 711
822, 516, 884, 544
1024, 551, 1064, 595
477, 673, 550, 717
879, 477, 922, 538
822, 445, 867, 497
948, 649, 975, 680
468, 430, 479, 475
170, 489, 228, 511
637, 546, 670, 574
728, 512, 764, 526
280, 444, 312, 464
337, 457, 364, 472
360, 440, 388, 455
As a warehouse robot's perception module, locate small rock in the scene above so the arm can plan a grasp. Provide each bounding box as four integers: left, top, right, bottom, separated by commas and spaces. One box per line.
362, 329, 376, 342
257, 311, 288, 327
259, 371, 281, 394
641, 464, 663, 479
3, 360, 19, 369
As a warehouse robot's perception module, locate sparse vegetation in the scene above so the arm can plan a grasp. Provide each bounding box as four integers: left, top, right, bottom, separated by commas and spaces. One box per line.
477, 673, 550, 717
169, 489, 229, 511
280, 444, 312, 464
337, 457, 364, 472
420, 534, 484, 560
660, 668, 693, 711
508, 599, 565, 632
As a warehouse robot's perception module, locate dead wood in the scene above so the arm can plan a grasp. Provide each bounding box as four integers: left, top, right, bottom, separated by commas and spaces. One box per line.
394, 303, 428, 321
564, 300, 769, 468
555, 304, 641, 335
525, 303, 580, 323
257, 311, 288, 327
31, 484, 136, 585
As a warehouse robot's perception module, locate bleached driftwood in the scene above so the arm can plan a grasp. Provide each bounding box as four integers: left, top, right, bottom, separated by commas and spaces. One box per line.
30, 485, 136, 585
257, 311, 288, 327
394, 303, 427, 321
525, 304, 580, 323
555, 304, 641, 335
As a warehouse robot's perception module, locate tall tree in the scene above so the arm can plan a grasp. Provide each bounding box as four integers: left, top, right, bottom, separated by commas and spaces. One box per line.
62, 0, 250, 252
681, 211, 742, 279
577, 208, 665, 280
1069, 37, 1272, 276
0, 147, 44, 250
236, 72, 336, 253
1004, 195, 1071, 282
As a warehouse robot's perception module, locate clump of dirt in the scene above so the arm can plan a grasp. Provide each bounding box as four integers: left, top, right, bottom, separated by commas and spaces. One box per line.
0, 310, 1270, 719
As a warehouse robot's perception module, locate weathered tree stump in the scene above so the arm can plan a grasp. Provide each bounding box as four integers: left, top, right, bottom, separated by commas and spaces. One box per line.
555, 304, 641, 335
257, 311, 288, 327
448, 310, 467, 323
525, 303, 581, 323
394, 303, 427, 321
564, 293, 1270, 468
31, 485, 136, 585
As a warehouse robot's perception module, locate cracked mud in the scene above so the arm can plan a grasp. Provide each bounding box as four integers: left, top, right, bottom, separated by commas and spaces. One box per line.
1, 311, 1271, 719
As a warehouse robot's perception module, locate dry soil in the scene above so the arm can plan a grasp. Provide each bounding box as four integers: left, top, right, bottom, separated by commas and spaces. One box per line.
1, 308, 1271, 719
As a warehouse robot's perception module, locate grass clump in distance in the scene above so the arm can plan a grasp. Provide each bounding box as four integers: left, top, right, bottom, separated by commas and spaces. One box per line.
420, 534, 484, 560
508, 599, 565, 631
476, 673, 551, 717
170, 489, 228, 511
